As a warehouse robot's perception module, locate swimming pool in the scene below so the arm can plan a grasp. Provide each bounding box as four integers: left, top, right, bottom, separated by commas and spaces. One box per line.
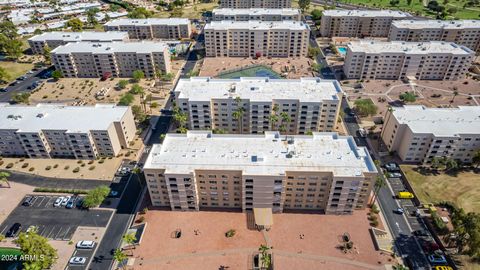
337, 47, 347, 55
218, 65, 282, 79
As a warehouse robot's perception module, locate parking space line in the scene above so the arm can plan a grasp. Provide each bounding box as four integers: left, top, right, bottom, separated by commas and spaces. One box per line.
62, 226, 72, 240
37, 225, 46, 236
46, 226, 57, 239
35, 196, 46, 207
55, 226, 67, 240
0, 225, 8, 235
45, 197, 56, 208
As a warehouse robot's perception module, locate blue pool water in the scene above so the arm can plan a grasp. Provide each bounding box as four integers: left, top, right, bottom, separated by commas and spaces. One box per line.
338, 47, 347, 55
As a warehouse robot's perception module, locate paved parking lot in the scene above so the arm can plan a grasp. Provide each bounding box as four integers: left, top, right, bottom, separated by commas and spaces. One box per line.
0, 195, 112, 241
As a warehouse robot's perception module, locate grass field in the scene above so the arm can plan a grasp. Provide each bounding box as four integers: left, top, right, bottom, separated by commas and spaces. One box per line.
291, 0, 325, 13
338, 0, 480, 19
153, 2, 219, 19
0, 61, 34, 86
401, 165, 480, 213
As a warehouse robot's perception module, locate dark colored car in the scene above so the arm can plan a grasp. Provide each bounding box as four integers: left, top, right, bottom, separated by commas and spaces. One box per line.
66, 197, 76, 209
413, 230, 428, 237
6, 223, 22, 237
76, 197, 85, 209
22, 196, 34, 206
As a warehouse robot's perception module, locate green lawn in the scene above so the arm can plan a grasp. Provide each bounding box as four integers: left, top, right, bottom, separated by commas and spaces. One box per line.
338, 0, 480, 19
401, 165, 480, 213
0, 61, 34, 86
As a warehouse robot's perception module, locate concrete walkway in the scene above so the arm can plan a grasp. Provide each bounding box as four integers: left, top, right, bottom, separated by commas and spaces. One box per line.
136, 247, 384, 269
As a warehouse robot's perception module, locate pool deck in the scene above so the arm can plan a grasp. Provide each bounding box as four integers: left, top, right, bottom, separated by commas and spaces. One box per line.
218, 65, 281, 79
200, 57, 315, 79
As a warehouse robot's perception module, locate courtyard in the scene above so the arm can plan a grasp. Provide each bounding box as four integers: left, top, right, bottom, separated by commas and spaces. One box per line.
130, 210, 392, 270
199, 57, 315, 79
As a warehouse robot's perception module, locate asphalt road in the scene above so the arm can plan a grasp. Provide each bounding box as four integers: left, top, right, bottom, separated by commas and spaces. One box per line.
340, 98, 430, 269
88, 173, 142, 270
309, 36, 336, 80
0, 66, 52, 103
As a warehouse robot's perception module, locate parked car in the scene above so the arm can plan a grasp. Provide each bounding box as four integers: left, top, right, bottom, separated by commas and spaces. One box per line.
421, 241, 440, 253
394, 207, 404, 215
428, 254, 447, 264
384, 162, 400, 172
54, 196, 64, 207
108, 190, 119, 198
61, 196, 71, 206
69, 257, 87, 265
388, 172, 402, 178
434, 266, 453, 270
76, 197, 85, 209
17, 76, 27, 81
22, 196, 34, 206
413, 230, 428, 237
6, 223, 22, 237
0, 87, 6, 92
66, 197, 76, 209
358, 128, 367, 138
76, 240, 96, 249
397, 191, 414, 199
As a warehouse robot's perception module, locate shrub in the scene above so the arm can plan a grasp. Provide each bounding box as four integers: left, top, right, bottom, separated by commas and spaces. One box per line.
45, 165, 52, 170
136, 216, 145, 223
29, 167, 35, 171
82, 185, 110, 208
64, 165, 70, 170
77, 160, 83, 164
0, 161, 3, 166
89, 166, 95, 170
6, 163, 14, 169
72, 167, 80, 173
53, 164, 58, 168
225, 229, 236, 238
141, 207, 148, 214
98, 159, 105, 164
371, 219, 379, 227
88, 160, 94, 164
19, 158, 25, 162
80, 164, 86, 167
371, 204, 380, 214
33, 187, 89, 194
22, 163, 29, 168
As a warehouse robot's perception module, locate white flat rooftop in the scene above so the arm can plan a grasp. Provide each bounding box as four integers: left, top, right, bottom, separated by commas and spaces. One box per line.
144, 131, 377, 176
174, 77, 343, 102
322, 9, 411, 17
28, 31, 128, 42
392, 19, 480, 29
104, 18, 190, 26
51, 41, 169, 54
205, 20, 309, 30
392, 105, 480, 136
212, 8, 300, 16
0, 103, 129, 133
347, 41, 474, 54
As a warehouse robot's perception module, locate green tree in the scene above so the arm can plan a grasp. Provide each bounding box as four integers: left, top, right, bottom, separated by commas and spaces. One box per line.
82, 185, 110, 208
132, 70, 145, 82
399, 91, 416, 103
118, 93, 135, 106
15, 229, 58, 269
42, 44, 51, 65
407, 0, 413, 5
280, 111, 291, 133
472, 150, 480, 168
258, 245, 272, 269
0, 20, 19, 40
33, 28, 43, 35
66, 18, 83, 31
3, 39, 23, 59
0, 171, 11, 188
86, 7, 99, 26
353, 99, 377, 117
127, 7, 153, 18
232, 97, 245, 134
51, 70, 62, 81
0, 66, 10, 83
430, 157, 442, 170
129, 84, 144, 95
298, 0, 311, 13
11, 93, 30, 104
113, 249, 128, 269
117, 79, 129, 89
173, 105, 188, 132
444, 158, 458, 171
311, 9, 322, 21
451, 90, 459, 104
307, 46, 320, 59
371, 175, 385, 205
311, 63, 322, 73
390, 0, 400, 6
122, 232, 137, 249
131, 105, 147, 122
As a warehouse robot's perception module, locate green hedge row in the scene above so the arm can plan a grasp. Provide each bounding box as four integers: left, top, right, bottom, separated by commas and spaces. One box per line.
33, 187, 89, 194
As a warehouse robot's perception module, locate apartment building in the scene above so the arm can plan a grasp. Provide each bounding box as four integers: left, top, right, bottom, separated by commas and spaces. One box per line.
28, 31, 129, 54
104, 18, 192, 39
219, 0, 290, 8
143, 131, 377, 214
51, 41, 171, 78
204, 20, 309, 57
343, 41, 474, 80
320, 10, 411, 38
381, 106, 480, 164
174, 77, 343, 134
212, 8, 301, 21
0, 103, 136, 159
389, 20, 480, 53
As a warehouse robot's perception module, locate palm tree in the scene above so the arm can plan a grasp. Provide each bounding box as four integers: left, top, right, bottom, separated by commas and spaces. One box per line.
122, 232, 137, 250
173, 107, 188, 132
113, 249, 128, 270
232, 99, 245, 134
370, 175, 385, 205
258, 244, 272, 270
0, 171, 11, 188
451, 90, 459, 104
444, 158, 458, 171
472, 150, 480, 168
268, 114, 279, 130
280, 112, 291, 134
